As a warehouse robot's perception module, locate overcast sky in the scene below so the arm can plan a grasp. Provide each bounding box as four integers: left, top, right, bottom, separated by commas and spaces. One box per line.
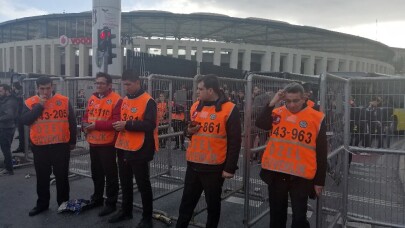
1, 0, 404, 48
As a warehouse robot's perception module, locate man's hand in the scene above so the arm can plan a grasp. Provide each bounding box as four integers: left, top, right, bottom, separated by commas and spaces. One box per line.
222, 171, 234, 179
39, 95, 48, 106
112, 121, 127, 131
268, 89, 285, 107
187, 124, 201, 135
314, 185, 324, 197
85, 122, 96, 131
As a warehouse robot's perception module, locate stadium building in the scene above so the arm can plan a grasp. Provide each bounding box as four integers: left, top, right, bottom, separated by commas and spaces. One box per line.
0, 11, 397, 77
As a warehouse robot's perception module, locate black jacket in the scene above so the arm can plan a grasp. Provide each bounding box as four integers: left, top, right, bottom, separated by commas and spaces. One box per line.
255, 103, 327, 186
0, 95, 18, 129
118, 89, 157, 163
187, 93, 242, 174
20, 95, 77, 146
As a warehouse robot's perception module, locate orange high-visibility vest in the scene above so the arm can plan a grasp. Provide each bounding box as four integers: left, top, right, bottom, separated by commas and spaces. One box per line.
25, 94, 70, 146
172, 101, 185, 121
306, 100, 315, 108
261, 106, 324, 179
186, 101, 235, 165
157, 101, 168, 124
115, 92, 159, 151
86, 92, 121, 144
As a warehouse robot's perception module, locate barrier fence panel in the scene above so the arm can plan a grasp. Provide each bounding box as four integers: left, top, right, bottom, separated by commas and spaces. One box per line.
347, 77, 405, 227
317, 73, 349, 228
243, 74, 295, 227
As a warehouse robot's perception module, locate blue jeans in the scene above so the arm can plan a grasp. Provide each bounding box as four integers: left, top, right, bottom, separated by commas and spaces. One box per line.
0, 128, 15, 171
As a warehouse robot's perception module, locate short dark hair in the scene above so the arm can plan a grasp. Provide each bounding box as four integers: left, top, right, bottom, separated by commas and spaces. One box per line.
197, 74, 220, 95
0, 84, 11, 92
122, 69, 140, 82
13, 82, 22, 90
36, 76, 52, 87
284, 82, 304, 94
96, 72, 112, 84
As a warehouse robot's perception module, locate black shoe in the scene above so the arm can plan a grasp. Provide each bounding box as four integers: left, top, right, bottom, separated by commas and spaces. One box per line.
86, 199, 103, 210
136, 218, 153, 228
108, 210, 133, 223
13, 148, 24, 153
98, 206, 116, 217
29, 206, 48, 216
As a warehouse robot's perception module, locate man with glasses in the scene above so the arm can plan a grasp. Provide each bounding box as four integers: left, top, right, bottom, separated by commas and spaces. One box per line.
256, 82, 327, 228
82, 72, 122, 216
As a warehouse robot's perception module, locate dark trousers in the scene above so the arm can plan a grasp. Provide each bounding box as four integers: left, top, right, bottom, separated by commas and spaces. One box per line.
0, 128, 15, 171
90, 145, 119, 207
32, 143, 70, 208
117, 155, 153, 219
17, 121, 25, 149
260, 170, 311, 228
176, 167, 225, 228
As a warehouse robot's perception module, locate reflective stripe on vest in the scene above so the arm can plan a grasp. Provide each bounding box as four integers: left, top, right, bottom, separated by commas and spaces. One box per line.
25, 94, 70, 145
261, 106, 324, 179
115, 92, 159, 151
186, 101, 235, 165
86, 92, 121, 144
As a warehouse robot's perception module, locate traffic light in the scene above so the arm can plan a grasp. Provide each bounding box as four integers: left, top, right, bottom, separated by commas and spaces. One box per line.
97, 27, 110, 52
107, 31, 117, 64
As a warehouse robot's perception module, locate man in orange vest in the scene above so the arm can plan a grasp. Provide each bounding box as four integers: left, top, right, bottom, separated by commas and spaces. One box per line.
256, 82, 327, 228
171, 99, 186, 150
302, 82, 320, 111
20, 76, 77, 216
176, 74, 241, 228
110, 70, 158, 228
157, 92, 168, 148
82, 72, 122, 216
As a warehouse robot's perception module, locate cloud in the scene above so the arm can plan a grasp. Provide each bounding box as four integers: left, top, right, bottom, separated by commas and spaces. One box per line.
0, 0, 48, 22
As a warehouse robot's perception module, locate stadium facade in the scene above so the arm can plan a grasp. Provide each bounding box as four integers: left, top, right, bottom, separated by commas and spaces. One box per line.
0, 11, 397, 77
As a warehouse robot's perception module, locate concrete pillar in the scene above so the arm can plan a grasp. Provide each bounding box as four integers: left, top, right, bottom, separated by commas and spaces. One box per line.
329, 58, 339, 72
229, 48, 238, 69
340, 60, 349, 72
50, 44, 61, 75
196, 45, 203, 63
185, 45, 192, 60
2, 48, 6, 72
5, 47, 12, 71
41, 45, 51, 74
15, 46, 22, 72
79, 44, 89, 77
293, 54, 301, 74
271, 52, 280, 72
65, 44, 75, 76
285, 53, 293, 73
22, 47, 33, 73
161, 44, 167, 56
213, 47, 221, 66
9, 47, 15, 71
242, 49, 251, 71
172, 44, 179, 58
33, 45, 42, 73
261, 50, 271, 71
315, 56, 327, 75
304, 56, 315, 75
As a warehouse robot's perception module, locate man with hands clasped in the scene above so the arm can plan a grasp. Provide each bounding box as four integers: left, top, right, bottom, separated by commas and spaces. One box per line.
176, 74, 241, 228
20, 76, 76, 216
256, 83, 327, 228
109, 70, 158, 228
82, 72, 122, 217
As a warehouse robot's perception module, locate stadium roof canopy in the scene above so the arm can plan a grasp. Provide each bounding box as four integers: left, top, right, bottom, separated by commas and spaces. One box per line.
0, 11, 394, 62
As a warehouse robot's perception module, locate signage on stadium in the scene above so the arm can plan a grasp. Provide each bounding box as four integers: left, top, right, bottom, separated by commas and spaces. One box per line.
59, 35, 92, 47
